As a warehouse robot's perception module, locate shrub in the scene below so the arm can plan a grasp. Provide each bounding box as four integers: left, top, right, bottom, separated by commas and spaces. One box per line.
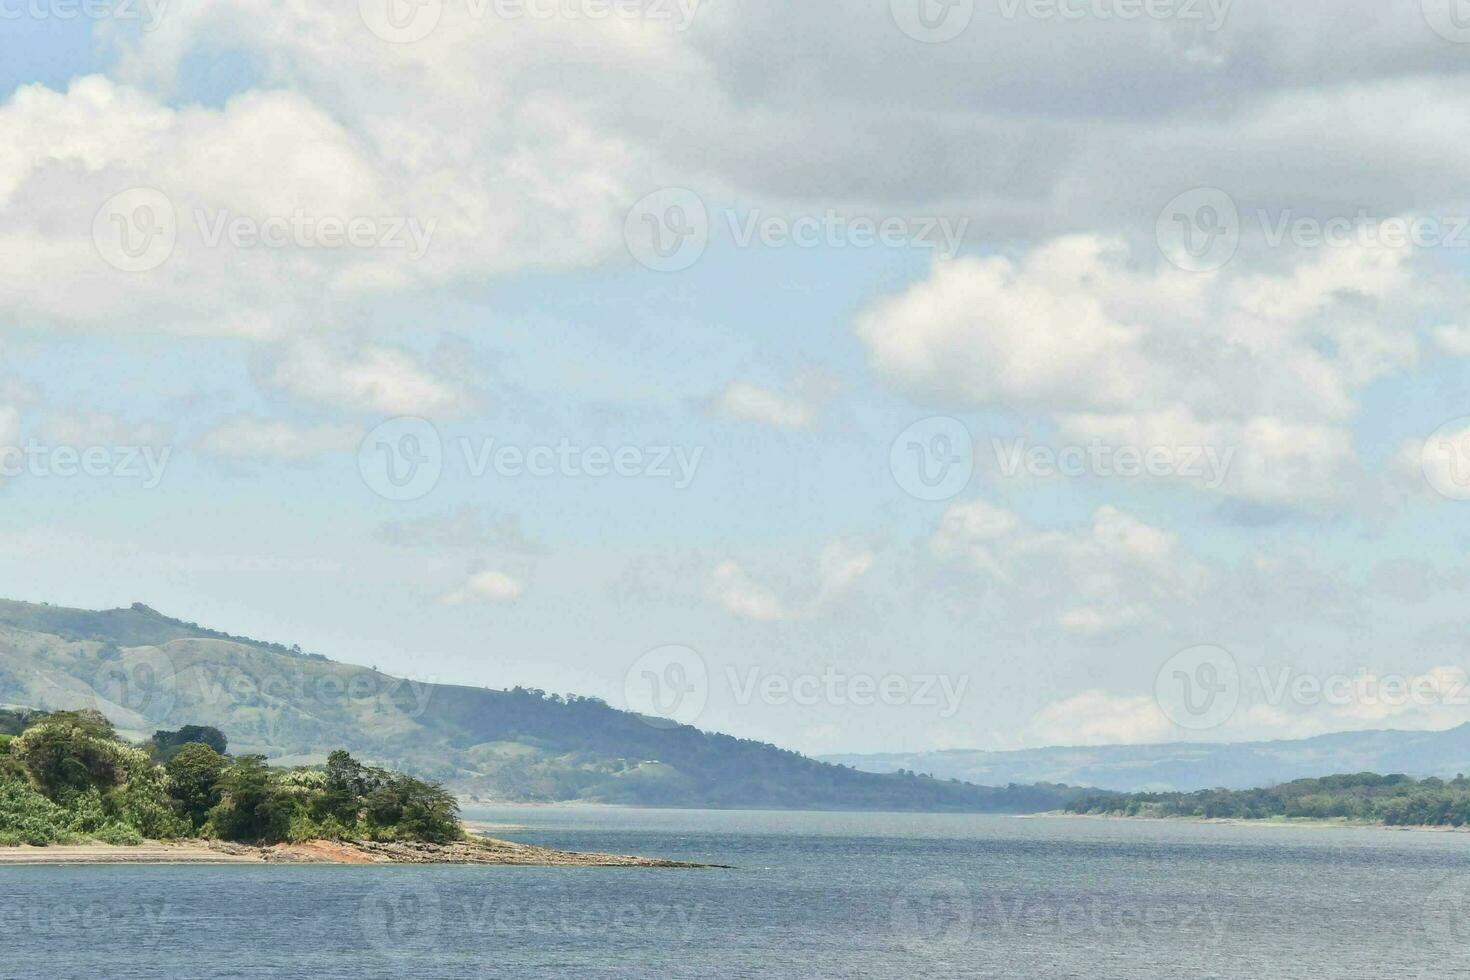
0, 778, 71, 845
92, 822, 144, 846
112, 765, 190, 840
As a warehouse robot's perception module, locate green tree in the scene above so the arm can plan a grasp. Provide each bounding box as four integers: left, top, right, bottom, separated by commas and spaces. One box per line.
152, 725, 228, 759
208, 755, 296, 843
165, 743, 228, 829
14, 714, 125, 801
315, 750, 368, 826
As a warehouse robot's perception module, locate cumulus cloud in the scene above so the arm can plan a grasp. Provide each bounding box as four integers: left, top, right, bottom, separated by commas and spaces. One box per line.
708, 539, 876, 621
713, 382, 818, 429
1434, 324, 1470, 357
266, 340, 476, 417
1025, 691, 1176, 747
6, 5, 1469, 383
13, 1, 1465, 349
1237, 665, 1470, 739
439, 570, 525, 606
860, 235, 1429, 506
932, 500, 1203, 634
1028, 664, 1470, 749
707, 560, 794, 622
196, 416, 361, 460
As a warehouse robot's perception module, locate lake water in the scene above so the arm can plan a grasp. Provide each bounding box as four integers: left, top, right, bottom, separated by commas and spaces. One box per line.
7, 807, 1470, 978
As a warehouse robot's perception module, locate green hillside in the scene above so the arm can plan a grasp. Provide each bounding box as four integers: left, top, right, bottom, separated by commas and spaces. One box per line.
1066, 772, 1470, 827
0, 599, 1082, 811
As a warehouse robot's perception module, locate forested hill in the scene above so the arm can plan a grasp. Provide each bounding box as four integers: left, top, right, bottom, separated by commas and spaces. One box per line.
0, 599, 1084, 812
1066, 773, 1470, 827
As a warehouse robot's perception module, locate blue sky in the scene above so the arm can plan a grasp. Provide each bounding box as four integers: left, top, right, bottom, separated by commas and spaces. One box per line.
4, 1, 1470, 756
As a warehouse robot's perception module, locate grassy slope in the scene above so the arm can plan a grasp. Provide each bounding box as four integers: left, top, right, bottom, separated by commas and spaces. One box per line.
0, 599, 1082, 811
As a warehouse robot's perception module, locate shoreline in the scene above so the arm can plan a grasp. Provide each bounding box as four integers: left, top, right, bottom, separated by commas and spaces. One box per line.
0, 835, 719, 867
1038, 811, 1470, 833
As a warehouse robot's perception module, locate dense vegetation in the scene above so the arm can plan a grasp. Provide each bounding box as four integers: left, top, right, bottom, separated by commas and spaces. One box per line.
0, 709, 459, 846
1065, 772, 1470, 826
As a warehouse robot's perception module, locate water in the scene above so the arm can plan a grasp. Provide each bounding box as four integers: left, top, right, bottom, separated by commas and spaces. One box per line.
6, 808, 1470, 978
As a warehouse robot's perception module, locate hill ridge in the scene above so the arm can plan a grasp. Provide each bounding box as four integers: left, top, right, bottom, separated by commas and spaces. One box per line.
0, 598, 1084, 812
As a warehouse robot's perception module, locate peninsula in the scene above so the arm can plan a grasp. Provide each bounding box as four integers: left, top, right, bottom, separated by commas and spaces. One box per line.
0, 708, 708, 867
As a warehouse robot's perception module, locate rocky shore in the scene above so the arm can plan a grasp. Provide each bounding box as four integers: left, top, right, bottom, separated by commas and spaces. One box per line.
0, 835, 718, 867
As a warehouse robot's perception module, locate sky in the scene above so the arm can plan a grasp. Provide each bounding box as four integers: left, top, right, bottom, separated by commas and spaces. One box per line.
4, 0, 1470, 757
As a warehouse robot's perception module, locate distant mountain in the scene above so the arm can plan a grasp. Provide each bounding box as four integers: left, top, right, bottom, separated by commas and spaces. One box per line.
822, 726, 1470, 793
0, 598, 1082, 812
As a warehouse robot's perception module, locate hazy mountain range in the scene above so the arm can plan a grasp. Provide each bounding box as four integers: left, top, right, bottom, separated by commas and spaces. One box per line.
0, 598, 1078, 811
822, 726, 1470, 793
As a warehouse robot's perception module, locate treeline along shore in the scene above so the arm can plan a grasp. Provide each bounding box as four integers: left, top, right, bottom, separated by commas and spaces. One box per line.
1065, 772, 1470, 827
0, 708, 708, 866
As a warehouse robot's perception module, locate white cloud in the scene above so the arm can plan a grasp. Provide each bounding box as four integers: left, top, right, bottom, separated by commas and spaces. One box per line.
1056, 409, 1355, 506
714, 382, 817, 429
932, 501, 1203, 635
0, 0, 1449, 352
0, 57, 642, 340
197, 416, 361, 460
707, 560, 793, 622
1434, 324, 1470, 357
860, 235, 1426, 506
856, 239, 1162, 412
708, 539, 876, 621
267, 340, 475, 417
814, 540, 875, 605
2, 1, 1468, 355
1028, 664, 1470, 749
1236, 665, 1470, 740
1025, 691, 1175, 747
439, 570, 525, 606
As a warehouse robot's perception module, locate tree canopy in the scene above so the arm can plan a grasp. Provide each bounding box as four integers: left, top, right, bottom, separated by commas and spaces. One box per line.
0, 712, 460, 846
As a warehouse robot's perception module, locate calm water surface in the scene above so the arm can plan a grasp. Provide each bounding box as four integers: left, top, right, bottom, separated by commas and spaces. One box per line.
7, 807, 1470, 978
